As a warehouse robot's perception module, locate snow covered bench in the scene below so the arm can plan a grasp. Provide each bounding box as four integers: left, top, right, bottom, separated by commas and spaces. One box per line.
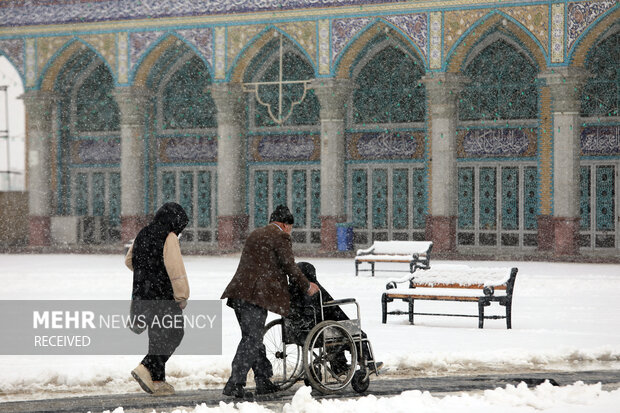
354, 241, 433, 277
381, 265, 518, 328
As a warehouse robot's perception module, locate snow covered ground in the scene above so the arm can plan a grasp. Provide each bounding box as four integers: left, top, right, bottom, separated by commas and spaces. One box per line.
1, 254, 619, 412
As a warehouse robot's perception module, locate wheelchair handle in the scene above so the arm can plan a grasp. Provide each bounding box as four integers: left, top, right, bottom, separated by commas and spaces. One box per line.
323, 298, 357, 306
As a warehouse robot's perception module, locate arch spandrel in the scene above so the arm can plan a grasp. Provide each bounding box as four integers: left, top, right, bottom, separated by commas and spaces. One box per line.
39, 38, 115, 92
228, 26, 316, 83
335, 19, 427, 79
568, 6, 619, 67
131, 34, 184, 88
0, 39, 26, 84
445, 12, 547, 74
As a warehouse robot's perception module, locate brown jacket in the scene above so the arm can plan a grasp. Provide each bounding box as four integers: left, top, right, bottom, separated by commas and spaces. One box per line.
221, 223, 310, 316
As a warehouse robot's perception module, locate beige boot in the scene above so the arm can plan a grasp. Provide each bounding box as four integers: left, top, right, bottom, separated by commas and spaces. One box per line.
131, 364, 155, 394
152, 381, 175, 396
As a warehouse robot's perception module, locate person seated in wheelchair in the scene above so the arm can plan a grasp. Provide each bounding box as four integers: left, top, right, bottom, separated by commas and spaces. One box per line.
288, 262, 382, 375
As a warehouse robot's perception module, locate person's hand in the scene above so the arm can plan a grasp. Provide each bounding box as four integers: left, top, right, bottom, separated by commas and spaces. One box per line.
178, 300, 187, 310
307, 282, 319, 296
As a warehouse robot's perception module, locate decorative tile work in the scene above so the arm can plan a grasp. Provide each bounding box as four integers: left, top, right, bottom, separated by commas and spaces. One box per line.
276, 21, 317, 67
457, 128, 537, 158
158, 136, 218, 163
581, 125, 620, 155
318, 19, 330, 74
177, 28, 213, 67
0, 39, 25, 78
504, 5, 549, 54
117, 32, 129, 84
443, 8, 489, 56
214, 27, 225, 79
71, 138, 121, 164
384, 13, 427, 60
81, 33, 116, 72
429, 12, 441, 69
25, 38, 36, 87
130, 31, 165, 71
346, 131, 425, 160
331, 17, 372, 63
0, 0, 404, 27
37, 36, 71, 76
568, 1, 616, 51
249, 134, 320, 162
227, 24, 265, 73
551, 3, 564, 63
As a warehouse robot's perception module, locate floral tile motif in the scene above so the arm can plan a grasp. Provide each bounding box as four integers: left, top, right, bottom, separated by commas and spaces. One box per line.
227, 24, 265, 72
444, 8, 489, 56
26, 38, 36, 87
318, 19, 330, 74
568, 0, 616, 51
0, 39, 25, 78
276, 21, 317, 66
82, 33, 116, 72
384, 13, 427, 59
36, 35, 71, 75
130, 31, 165, 71
117, 32, 129, 84
71, 138, 121, 165
177, 28, 213, 69
429, 12, 441, 69
214, 27, 225, 79
551, 2, 564, 63
504, 5, 549, 54
158, 136, 218, 163
249, 134, 320, 162
347, 131, 424, 160
581, 125, 620, 156
0, 0, 403, 27
331, 17, 373, 63
457, 128, 537, 158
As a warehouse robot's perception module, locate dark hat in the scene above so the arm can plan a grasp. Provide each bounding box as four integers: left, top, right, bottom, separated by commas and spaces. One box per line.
269, 204, 294, 225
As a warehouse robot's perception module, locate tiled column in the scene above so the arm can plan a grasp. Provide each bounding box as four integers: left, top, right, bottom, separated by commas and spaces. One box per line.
21, 90, 56, 246
211, 83, 248, 250
312, 79, 354, 252
539, 68, 589, 256
113, 87, 151, 243
422, 73, 467, 252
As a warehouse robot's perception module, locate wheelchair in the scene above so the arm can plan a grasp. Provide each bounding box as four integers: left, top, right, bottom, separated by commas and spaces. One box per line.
262, 293, 380, 394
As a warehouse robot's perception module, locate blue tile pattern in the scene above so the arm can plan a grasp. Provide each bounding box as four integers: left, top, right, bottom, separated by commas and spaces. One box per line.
0, 0, 403, 27
581, 126, 620, 155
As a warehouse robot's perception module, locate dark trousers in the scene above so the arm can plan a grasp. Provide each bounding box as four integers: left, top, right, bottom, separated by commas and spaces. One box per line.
141, 304, 184, 381
227, 299, 273, 386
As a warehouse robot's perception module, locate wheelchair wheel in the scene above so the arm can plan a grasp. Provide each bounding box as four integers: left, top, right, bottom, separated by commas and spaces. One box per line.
351, 370, 370, 393
263, 319, 303, 390
302, 320, 357, 394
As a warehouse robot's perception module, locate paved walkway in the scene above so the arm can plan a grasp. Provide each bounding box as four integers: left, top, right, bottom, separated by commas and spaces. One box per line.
3, 370, 620, 413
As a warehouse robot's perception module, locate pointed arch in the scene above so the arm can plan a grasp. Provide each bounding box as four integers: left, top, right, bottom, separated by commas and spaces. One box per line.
335, 19, 426, 79
569, 7, 619, 67
445, 11, 547, 73
131, 32, 213, 87
228, 25, 316, 83
38, 37, 115, 91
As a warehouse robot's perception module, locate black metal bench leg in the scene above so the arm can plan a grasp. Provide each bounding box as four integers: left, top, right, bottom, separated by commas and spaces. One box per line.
506, 302, 512, 329
381, 293, 388, 324
409, 298, 414, 325
371, 262, 375, 277
478, 300, 484, 329
355, 260, 359, 276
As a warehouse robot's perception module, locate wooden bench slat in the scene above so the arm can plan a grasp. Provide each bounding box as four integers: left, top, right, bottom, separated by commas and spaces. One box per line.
386, 293, 480, 301
413, 283, 507, 290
